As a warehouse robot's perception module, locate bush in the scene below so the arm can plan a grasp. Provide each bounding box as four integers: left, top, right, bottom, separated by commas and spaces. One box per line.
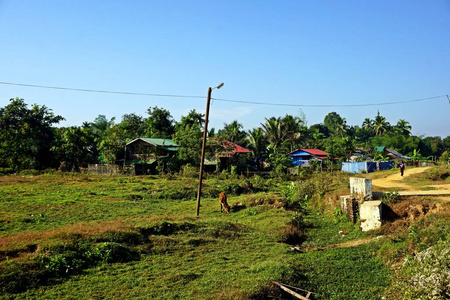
392, 240, 450, 299
283, 181, 315, 211
382, 190, 400, 204
423, 165, 450, 181
181, 164, 198, 178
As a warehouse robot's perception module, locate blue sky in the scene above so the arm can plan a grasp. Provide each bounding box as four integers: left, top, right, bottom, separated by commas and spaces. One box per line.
1, 1, 449, 137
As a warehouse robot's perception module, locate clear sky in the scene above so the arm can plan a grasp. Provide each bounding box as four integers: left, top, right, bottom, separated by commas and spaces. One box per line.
1, 0, 449, 137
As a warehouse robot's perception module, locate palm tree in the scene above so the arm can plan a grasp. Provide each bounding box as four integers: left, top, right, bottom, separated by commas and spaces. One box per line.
373, 114, 390, 136
261, 117, 283, 149
362, 118, 373, 132
281, 114, 305, 151
246, 128, 268, 169
395, 119, 412, 136
334, 121, 348, 137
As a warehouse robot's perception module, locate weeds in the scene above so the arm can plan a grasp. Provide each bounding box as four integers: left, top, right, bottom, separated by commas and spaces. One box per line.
382, 189, 400, 204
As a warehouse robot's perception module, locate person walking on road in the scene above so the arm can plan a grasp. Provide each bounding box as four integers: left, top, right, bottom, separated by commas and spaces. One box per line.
398, 160, 405, 177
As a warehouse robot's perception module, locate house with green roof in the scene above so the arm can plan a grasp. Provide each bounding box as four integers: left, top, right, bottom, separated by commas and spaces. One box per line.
125, 138, 180, 174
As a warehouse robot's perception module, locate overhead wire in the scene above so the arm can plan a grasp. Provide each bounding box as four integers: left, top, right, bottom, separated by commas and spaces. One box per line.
211, 95, 447, 107
0, 81, 447, 108
0, 81, 204, 99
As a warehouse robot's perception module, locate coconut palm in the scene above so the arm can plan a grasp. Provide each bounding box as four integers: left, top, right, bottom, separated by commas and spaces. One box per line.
246, 128, 268, 169
394, 119, 412, 136
281, 114, 306, 151
373, 114, 390, 136
362, 118, 373, 132
261, 117, 283, 149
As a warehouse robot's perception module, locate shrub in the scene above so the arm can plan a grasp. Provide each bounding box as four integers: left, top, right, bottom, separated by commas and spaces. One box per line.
283, 181, 315, 211
382, 190, 400, 204
423, 165, 450, 181
392, 240, 450, 299
181, 164, 197, 178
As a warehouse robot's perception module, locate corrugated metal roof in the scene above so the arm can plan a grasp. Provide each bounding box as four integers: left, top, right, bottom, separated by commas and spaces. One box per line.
126, 138, 180, 148
208, 139, 251, 157
385, 148, 411, 160
288, 149, 328, 157
301, 149, 328, 156
126, 159, 156, 165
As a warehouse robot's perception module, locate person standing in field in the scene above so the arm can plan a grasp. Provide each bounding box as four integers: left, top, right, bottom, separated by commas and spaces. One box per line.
399, 160, 405, 177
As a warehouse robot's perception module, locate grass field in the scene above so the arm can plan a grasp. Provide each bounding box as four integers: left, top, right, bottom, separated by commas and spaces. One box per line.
1, 169, 448, 299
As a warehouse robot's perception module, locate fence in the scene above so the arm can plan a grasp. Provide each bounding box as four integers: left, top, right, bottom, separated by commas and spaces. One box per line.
341, 161, 395, 174
87, 164, 121, 175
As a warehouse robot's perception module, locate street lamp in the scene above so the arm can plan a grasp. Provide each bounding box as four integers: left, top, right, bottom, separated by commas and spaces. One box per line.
196, 83, 224, 216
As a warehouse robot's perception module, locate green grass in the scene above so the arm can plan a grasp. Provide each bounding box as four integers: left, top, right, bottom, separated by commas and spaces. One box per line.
0, 170, 447, 299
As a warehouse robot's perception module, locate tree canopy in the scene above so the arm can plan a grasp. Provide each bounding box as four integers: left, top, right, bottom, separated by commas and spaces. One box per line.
1, 98, 449, 172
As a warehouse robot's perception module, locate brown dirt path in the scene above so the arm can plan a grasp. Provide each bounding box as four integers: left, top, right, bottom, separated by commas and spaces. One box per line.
372, 166, 430, 190
371, 166, 450, 200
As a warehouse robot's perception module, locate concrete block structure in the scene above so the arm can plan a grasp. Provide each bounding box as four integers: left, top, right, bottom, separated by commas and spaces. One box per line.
360, 201, 382, 232
350, 177, 373, 202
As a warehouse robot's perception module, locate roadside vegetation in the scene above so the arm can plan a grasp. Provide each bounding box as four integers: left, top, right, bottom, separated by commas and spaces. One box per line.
1, 98, 449, 175
1, 166, 448, 299
1, 97, 449, 298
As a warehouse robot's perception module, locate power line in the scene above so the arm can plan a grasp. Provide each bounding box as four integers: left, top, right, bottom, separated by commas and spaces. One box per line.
212, 95, 448, 107
0, 81, 205, 99
0, 80, 447, 108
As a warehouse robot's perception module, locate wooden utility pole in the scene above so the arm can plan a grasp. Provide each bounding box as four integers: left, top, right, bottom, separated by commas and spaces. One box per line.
196, 83, 224, 216
196, 87, 213, 216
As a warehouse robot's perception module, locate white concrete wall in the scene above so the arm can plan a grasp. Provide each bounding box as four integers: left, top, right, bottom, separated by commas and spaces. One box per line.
350, 177, 373, 201
360, 201, 382, 232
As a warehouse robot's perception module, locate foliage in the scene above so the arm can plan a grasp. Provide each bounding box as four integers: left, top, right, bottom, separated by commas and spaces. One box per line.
381, 189, 400, 204
217, 120, 248, 147
323, 111, 348, 137
393, 240, 449, 299
422, 165, 450, 181
54, 125, 96, 170
0, 98, 64, 170
145, 106, 174, 138
268, 150, 292, 174
173, 123, 202, 165
2, 97, 450, 173
246, 127, 268, 170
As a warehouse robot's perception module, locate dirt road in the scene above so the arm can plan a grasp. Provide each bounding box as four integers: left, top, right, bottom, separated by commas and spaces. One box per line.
372, 166, 450, 198
372, 166, 430, 190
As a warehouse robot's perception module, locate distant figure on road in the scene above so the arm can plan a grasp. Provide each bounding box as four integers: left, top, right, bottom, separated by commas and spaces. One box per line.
398, 160, 405, 177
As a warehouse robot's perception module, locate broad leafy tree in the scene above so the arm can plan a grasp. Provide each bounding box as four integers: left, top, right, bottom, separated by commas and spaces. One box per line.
323, 112, 347, 137
145, 106, 174, 138
55, 126, 96, 171
173, 110, 205, 165
0, 98, 64, 170
120, 113, 146, 139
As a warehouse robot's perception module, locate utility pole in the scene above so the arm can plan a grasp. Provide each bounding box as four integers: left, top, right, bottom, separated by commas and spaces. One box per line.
196, 83, 224, 216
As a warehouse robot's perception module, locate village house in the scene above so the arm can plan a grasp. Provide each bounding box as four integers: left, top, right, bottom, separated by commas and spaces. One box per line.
205, 139, 252, 172
124, 138, 180, 175
288, 149, 329, 167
